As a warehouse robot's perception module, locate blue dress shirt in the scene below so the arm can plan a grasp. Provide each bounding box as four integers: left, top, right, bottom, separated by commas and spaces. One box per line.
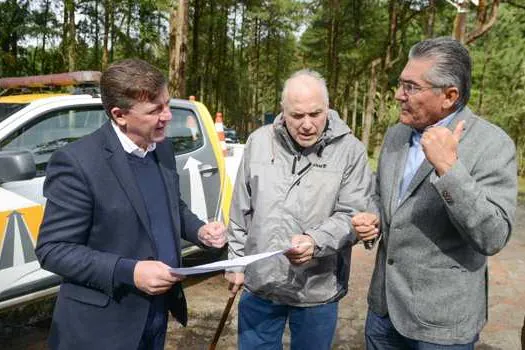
398, 112, 457, 203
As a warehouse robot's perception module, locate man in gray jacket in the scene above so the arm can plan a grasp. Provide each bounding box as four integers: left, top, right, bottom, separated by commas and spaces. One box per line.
353, 37, 517, 349
225, 69, 374, 349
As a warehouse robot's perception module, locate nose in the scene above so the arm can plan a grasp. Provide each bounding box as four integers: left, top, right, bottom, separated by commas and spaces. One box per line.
301, 117, 314, 130
394, 86, 406, 102
160, 105, 172, 121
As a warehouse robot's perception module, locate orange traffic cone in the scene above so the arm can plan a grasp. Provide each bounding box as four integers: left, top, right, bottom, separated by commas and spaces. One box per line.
215, 112, 228, 156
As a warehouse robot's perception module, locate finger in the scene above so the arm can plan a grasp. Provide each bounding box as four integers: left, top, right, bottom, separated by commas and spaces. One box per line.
351, 215, 367, 225
362, 232, 379, 241
211, 238, 227, 248
152, 286, 171, 295
354, 225, 376, 232
154, 277, 177, 288
453, 120, 465, 142
358, 231, 377, 239
229, 282, 241, 294
352, 214, 378, 226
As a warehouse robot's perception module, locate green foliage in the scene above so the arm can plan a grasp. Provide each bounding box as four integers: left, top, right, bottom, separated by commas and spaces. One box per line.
0, 0, 524, 167
469, 5, 525, 175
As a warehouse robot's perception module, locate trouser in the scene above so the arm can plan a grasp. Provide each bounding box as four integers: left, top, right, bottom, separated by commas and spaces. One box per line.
365, 310, 479, 350
137, 296, 169, 350
238, 290, 338, 350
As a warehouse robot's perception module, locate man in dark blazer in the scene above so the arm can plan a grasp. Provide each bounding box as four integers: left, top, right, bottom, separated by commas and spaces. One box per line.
353, 37, 517, 349
35, 59, 226, 350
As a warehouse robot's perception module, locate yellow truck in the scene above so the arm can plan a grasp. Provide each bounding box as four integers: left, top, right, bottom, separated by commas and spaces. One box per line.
0, 72, 233, 310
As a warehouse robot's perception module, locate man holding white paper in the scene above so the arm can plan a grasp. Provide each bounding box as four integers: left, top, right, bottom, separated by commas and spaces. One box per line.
225, 69, 376, 349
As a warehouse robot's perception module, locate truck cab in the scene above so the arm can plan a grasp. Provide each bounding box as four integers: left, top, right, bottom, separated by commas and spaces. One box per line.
0, 72, 233, 310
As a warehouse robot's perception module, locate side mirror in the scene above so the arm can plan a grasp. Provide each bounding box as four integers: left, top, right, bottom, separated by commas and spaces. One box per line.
0, 150, 36, 184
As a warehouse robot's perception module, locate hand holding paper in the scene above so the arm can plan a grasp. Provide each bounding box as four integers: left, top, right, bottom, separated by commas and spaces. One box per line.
284, 234, 315, 265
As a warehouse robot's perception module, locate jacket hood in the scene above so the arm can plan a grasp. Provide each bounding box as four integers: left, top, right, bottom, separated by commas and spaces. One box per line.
272, 109, 351, 156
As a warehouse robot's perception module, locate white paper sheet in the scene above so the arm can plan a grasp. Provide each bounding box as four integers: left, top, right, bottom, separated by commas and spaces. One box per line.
169, 249, 286, 276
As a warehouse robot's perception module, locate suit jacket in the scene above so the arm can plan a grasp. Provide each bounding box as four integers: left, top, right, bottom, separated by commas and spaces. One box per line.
35, 122, 204, 350
368, 107, 517, 344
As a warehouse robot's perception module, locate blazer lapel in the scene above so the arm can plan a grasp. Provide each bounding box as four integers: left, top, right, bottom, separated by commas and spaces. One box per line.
102, 123, 151, 237
396, 159, 433, 208
389, 127, 411, 217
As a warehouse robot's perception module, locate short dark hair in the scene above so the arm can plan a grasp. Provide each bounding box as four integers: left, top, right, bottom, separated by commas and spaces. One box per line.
100, 59, 167, 119
409, 37, 471, 108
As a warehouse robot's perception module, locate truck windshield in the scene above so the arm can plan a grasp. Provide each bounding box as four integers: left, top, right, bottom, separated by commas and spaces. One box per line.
0, 103, 27, 122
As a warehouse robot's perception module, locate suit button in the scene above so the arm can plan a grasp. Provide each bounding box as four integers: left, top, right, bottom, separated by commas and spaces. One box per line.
387, 259, 394, 265
442, 190, 454, 204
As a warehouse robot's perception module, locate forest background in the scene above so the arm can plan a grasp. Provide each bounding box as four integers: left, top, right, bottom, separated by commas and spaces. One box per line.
1, 0, 524, 178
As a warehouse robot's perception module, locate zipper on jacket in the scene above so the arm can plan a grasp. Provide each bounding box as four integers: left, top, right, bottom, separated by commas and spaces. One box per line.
297, 161, 312, 176
292, 155, 297, 174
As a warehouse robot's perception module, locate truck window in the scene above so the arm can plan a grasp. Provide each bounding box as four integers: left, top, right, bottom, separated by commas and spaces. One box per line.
0, 107, 107, 175
167, 107, 204, 155
0, 103, 28, 122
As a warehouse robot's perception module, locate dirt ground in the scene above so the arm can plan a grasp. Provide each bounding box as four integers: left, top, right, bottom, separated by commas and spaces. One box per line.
2, 205, 524, 349
165, 204, 525, 350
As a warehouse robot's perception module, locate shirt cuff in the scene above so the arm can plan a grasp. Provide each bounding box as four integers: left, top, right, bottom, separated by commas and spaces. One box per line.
113, 258, 138, 287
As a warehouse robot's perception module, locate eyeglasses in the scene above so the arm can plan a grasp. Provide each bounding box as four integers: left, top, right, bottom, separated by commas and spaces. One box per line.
397, 80, 442, 96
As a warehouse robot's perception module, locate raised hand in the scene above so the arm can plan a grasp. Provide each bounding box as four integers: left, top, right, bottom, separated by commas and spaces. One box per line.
421, 120, 464, 176
198, 221, 227, 248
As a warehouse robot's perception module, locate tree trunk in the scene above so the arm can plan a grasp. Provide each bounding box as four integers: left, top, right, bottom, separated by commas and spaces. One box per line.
453, 11, 467, 43
190, 0, 201, 96
93, 0, 99, 70
102, 0, 111, 70
466, 0, 500, 44
352, 80, 358, 133
425, 0, 436, 38
41, 0, 50, 73
360, 88, 366, 138
169, 0, 189, 98
361, 58, 381, 153
452, 0, 500, 45
254, 17, 261, 125
65, 0, 76, 72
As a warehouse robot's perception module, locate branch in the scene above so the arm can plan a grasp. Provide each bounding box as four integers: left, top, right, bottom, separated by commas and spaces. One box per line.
466, 0, 500, 45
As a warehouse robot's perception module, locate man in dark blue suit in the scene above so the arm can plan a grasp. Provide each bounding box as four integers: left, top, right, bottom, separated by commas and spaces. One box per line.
35, 59, 226, 350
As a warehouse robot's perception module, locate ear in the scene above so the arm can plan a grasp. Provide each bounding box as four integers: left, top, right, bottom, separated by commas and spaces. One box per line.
442, 86, 460, 110
111, 107, 127, 126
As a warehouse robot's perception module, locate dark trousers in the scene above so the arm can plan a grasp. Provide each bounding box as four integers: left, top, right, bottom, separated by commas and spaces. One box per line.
365, 310, 478, 350
137, 297, 169, 350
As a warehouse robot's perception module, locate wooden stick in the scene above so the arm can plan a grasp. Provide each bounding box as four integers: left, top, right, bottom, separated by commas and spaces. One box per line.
209, 293, 237, 350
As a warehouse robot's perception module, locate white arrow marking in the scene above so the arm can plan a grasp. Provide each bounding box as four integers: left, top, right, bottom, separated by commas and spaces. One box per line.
183, 157, 208, 222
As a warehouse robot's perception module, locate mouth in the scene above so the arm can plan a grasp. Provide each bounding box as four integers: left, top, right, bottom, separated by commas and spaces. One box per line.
400, 107, 412, 115
299, 133, 314, 139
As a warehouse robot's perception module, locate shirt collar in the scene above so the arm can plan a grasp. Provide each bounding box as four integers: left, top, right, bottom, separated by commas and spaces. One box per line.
111, 121, 156, 158
412, 110, 459, 138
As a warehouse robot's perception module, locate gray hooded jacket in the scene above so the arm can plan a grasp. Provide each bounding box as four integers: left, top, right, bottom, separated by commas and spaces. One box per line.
228, 110, 374, 306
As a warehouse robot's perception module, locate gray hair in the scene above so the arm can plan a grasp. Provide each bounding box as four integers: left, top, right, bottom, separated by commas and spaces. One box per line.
281, 69, 329, 108
409, 37, 471, 109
